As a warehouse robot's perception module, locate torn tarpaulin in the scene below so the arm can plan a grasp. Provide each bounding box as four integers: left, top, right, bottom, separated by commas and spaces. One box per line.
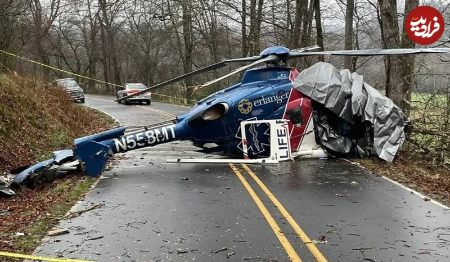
292, 62, 409, 162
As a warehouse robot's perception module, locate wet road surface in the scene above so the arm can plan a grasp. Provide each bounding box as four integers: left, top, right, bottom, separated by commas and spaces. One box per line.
33, 95, 450, 262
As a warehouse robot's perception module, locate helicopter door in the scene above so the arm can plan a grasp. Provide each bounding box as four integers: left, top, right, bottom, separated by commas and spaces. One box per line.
284, 96, 313, 151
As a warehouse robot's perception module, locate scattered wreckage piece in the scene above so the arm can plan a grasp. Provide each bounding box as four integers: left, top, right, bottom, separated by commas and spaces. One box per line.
9, 150, 82, 191
3, 127, 125, 194
0, 174, 16, 197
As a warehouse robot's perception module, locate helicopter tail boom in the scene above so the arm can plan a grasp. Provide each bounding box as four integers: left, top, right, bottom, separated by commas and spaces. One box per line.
74, 123, 186, 177
10, 122, 188, 189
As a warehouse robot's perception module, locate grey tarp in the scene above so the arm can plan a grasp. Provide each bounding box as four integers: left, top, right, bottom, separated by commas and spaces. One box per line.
292, 62, 409, 162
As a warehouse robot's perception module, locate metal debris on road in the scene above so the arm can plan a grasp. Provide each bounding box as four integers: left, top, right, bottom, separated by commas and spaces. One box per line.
47, 228, 70, 236
213, 247, 228, 254
65, 203, 104, 219
85, 235, 104, 241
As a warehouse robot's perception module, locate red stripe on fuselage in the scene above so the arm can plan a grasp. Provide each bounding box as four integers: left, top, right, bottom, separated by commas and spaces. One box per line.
283, 68, 313, 151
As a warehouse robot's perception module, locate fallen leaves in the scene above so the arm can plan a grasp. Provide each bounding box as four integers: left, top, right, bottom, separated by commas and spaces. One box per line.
0, 75, 114, 256
0, 75, 116, 175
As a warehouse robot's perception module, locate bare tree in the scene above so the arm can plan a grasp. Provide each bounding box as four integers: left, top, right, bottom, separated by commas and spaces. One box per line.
241, 0, 248, 57
123, 1, 165, 87
28, 0, 61, 81
194, 0, 220, 62
344, 0, 355, 71
378, 0, 418, 116
3, 0, 437, 106
181, 0, 194, 97
86, 0, 100, 92
0, 0, 28, 72
290, 0, 307, 48
245, 0, 264, 56
314, 0, 324, 56
378, 0, 403, 109
98, 0, 124, 93
300, 0, 314, 48
400, 0, 419, 116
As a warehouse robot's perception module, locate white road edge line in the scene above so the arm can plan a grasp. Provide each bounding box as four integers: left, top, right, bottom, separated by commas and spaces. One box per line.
381, 175, 450, 210
343, 159, 450, 210
82, 104, 121, 125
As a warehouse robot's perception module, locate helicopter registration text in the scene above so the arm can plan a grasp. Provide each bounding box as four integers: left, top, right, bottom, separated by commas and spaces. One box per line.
113, 125, 176, 152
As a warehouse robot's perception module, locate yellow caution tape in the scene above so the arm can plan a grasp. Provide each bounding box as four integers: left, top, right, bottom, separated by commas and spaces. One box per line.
0, 49, 122, 87
1, 49, 200, 102
0, 251, 93, 262
152, 92, 197, 104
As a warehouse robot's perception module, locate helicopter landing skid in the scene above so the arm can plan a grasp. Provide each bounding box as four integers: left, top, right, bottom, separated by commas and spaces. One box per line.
166, 158, 279, 164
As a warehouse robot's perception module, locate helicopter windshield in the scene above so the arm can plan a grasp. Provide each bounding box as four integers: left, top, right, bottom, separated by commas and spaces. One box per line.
242, 68, 290, 84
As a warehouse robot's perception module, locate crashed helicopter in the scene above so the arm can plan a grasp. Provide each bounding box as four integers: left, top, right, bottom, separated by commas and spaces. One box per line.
5, 45, 450, 193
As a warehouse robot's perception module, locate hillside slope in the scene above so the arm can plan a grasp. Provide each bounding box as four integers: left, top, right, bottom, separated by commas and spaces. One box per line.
0, 74, 115, 174
0, 74, 116, 259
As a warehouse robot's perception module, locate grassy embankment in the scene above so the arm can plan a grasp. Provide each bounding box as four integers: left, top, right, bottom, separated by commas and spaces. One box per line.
0, 74, 116, 260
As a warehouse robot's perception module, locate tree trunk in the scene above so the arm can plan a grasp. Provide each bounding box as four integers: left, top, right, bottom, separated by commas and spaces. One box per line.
98, 11, 111, 94
286, 0, 293, 46
300, 0, 315, 67
36, 40, 50, 81
291, 0, 307, 48
378, 0, 403, 109
400, 0, 418, 116
301, 0, 314, 47
344, 0, 355, 71
254, 0, 264, 55
247, 0, 264, 56
0, 0, 24, 72
28, 0, 60, 81
181, 0, 193, 98
241, 0, 247, 57
99, 0, 121, 93
87, 0, 98, 93
314, 0, 324, 61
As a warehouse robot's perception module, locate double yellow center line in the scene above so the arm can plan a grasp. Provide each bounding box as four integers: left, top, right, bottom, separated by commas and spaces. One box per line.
229, 164, 328, 262
89, 95, 327, 260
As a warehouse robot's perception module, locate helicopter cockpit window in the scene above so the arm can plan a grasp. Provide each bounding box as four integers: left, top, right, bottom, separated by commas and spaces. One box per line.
242, 69, 290, 83
286, 107, 304, 126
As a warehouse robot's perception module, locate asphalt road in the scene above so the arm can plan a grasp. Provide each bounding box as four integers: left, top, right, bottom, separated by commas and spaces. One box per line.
32, 94, 450, 262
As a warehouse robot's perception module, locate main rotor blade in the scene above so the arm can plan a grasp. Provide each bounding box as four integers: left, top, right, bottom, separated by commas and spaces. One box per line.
323, 48, 450, 56
115, 61, 228, 102
287, 48, 450, 58
290, 45, 321, 53
225, 56, 262, 62
199, 55, 279, 88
